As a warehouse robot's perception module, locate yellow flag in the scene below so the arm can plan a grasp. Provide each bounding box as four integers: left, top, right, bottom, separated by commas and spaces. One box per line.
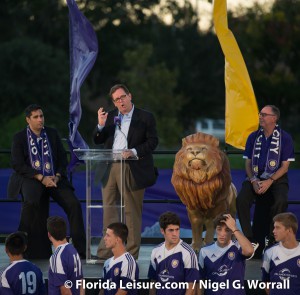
213, 0, 259, 149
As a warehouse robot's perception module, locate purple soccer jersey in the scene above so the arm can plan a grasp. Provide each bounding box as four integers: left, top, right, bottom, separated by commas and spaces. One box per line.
262, 243, 300, 295
0, 260, 46, 295
48, 243, 83, 295
148, 240, 199, 295
102, 252, 139, 295
198, 240, 247, 295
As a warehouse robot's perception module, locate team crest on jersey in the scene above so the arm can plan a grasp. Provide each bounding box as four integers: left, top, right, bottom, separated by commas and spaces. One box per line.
278, 268, 291, 280
212, 264, 232, 277
114, 267, 120, 276
159, 269, 172, 282
297, 259, 300, 267
268, 160, 277, 168
171, 259, 179, 268
34, 160, 40, 168
44, 162, 51, 172
228, 252, 235, 260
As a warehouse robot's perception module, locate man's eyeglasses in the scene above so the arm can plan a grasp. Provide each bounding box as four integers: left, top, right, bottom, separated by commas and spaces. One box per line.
259, 112, 276, 118
112, 94, 127, 103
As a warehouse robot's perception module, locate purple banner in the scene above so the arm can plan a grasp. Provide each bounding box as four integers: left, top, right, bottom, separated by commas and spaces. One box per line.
67, 0, 98, 171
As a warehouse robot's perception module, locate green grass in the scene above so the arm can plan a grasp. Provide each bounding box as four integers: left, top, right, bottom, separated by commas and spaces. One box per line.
154, 152, 300, 170
154, 153, 245, 170
154, 154, 175, 169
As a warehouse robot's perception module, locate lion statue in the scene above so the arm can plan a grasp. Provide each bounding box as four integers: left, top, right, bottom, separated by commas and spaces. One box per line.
171, 132, 236, 252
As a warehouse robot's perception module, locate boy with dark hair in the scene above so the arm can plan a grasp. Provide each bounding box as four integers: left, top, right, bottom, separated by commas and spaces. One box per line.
159, 210, 181, 230
107, 222, 129, 244
262, 212, 300, 295
148, 211, 199, 295
198, 214, 254, 295
102, 222, 139, 295
0, 231, 46, 294
47, 216, 84, 295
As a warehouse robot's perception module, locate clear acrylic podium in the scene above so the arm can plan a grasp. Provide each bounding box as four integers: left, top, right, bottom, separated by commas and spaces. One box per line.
73, 149, 137, 263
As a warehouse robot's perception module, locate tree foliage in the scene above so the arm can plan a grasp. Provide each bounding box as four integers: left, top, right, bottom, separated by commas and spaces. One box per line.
230, 0, 300, 134
119, 44, 184, 147
0, 37, 69, 132
0, 0, 299, 149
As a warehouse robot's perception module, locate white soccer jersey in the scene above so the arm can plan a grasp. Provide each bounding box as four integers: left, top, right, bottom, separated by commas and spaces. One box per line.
102, 252, 139, 295
262, 242, 300, 295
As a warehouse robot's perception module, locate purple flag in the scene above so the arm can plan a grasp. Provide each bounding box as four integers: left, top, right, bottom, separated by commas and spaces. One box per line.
66, 0, 98, 171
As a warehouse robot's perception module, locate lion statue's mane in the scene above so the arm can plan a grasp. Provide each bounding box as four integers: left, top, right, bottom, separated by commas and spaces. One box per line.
171, 132, 236, 251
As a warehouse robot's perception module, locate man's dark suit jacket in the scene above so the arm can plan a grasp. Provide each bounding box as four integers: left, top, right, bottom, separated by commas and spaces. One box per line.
94, 107, 158, 189
7, 126, 71, 199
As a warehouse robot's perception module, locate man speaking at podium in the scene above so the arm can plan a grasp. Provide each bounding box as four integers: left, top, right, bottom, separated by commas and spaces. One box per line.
94, 84, 158, 260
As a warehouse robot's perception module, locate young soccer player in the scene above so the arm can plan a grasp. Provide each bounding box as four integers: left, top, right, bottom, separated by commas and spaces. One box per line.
0, 231, 46, 294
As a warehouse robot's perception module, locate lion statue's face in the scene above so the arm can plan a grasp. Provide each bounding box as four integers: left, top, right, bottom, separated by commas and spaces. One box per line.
171, 132, 231, 211
175, 142, 223, 184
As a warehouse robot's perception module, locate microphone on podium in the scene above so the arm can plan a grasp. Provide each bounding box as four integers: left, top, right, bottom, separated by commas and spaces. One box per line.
114, 115, 122, 129
114, 115, 128, 149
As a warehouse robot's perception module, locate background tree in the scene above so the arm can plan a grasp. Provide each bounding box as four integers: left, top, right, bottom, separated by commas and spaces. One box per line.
119, 44, 184, 148
230, 0, 300, 137
0, 0, 299, 154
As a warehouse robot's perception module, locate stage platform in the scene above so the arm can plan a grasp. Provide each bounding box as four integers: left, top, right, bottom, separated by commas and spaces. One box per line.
0, 242, 266, 295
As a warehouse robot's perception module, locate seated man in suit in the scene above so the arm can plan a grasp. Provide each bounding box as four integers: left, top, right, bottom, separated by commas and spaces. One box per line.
7, 104, 86, 259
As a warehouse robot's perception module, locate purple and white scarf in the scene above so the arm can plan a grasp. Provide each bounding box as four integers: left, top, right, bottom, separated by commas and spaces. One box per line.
251, 125, 281, 179
27, 127, 54, 176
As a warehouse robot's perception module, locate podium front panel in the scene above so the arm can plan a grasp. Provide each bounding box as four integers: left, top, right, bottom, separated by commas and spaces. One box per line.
73, 149, 136, 263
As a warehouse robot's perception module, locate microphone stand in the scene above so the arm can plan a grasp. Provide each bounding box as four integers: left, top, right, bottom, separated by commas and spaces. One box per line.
114, 115, 128, 149
114, 115, 137, 160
